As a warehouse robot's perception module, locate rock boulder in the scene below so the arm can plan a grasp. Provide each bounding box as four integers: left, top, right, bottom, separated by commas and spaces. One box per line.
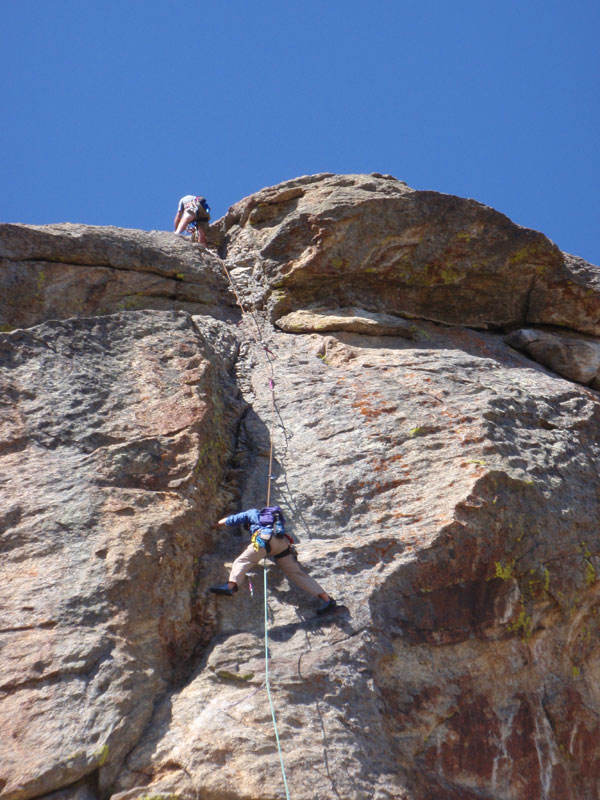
217, 173, 600, 336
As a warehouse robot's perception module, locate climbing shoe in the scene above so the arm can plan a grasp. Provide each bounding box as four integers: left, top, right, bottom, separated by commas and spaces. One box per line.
316, 597, 337, 615
210, 583, 237, 596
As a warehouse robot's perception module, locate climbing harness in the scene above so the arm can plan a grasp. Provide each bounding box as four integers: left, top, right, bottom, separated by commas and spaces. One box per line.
251, 529, 297, 559
251, 530, 270, 552
250, 508, 295, 561
186, 220, 202, 243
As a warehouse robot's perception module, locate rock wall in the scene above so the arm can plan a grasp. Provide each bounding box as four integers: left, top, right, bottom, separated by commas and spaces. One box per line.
1, 174, 600, 800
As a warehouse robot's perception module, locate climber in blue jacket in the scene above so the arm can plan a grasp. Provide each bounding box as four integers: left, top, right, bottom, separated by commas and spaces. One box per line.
210, 507, 337, 615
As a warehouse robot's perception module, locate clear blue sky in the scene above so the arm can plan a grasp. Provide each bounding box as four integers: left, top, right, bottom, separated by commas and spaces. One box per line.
2, 0, 599, 264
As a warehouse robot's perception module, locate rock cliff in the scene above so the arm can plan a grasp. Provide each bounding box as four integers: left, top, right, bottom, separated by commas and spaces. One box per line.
1, 174, 600, 800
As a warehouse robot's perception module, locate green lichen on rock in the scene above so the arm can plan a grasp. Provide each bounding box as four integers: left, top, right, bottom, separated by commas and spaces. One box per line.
36, 270, 46, 296
95, 744, 109, 766
585, 561, 597, 587
420, 263, 461, 286
508, 608, 533, 640
117, 295, 144, 312
330, 257, 348, 270
507, 241, 556, 267
494, 560, 515, 581
523, 565, 550, 600
580, 542, 592, 558
543, 566, 550, 592
439, 266, 460, 284
216, 669, 255, 682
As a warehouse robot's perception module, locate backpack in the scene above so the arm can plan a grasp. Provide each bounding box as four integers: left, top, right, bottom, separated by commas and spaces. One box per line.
184, 196, 211, 220
258, 506, 286, 537
194, 196, 211, 220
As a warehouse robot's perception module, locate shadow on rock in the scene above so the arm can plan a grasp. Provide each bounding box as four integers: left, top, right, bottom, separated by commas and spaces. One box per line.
268, 605, 354, 643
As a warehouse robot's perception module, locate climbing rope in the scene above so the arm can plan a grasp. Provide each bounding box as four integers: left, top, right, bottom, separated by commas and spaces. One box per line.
220, 259, 269, 350
264, 564, 291, 800
266, 378, 277, 506
219, 258, 291, 798
220, 261, 283, 512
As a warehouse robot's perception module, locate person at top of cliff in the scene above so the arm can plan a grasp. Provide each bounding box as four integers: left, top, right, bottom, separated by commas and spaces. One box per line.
173, 195, 211, 243
210, 507, 337, 615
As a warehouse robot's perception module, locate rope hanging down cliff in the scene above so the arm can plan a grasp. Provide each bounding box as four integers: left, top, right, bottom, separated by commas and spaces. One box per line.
219, 259, 291, 800
219, 260, 281, 497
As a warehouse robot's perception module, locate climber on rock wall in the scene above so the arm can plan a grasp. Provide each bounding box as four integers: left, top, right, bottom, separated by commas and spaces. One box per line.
173, 194, 211, 242
210, 507, 337, 615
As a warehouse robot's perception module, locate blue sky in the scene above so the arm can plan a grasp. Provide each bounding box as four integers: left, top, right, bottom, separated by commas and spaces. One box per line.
2, 0, 599, 264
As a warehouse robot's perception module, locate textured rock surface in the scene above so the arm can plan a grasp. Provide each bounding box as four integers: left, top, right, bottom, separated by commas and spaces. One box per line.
0, 311, 242, 800
2, 174, 600, 800
217, 173, 600, 335
0, 223, 235, 329
507, 327, 600, 388
108, 321, 600, 800
275, 306, 415, 336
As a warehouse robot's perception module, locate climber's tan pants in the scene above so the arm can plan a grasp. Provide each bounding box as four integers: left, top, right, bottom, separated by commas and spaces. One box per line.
229, 536, 325, 597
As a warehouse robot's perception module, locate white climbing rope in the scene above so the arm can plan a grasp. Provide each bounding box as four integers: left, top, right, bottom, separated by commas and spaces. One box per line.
264, 562, 291, 800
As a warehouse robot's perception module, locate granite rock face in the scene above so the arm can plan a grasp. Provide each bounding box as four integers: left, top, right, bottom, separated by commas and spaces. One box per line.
0, 223, 235, 329
506, 327, 600, 388
275, 306, 415, 336
215, 173, 600, 335
2, 174, 600, 800
0, 311, 242, 800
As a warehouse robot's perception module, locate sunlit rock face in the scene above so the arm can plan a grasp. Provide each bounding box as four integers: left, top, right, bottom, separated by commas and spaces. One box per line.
1, 174, 600, 800
214, 173, 600, 336
0, 311, 242, 800
0, 223, 235, 328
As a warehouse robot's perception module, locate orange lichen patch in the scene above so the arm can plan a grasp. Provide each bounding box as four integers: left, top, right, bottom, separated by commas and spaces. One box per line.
374, 479, 410, 495
393, 512, 423, 523
372, 539, 401, 561
353, 402, 398, 419
387, 453, 406, 463
350, 387, 398, 420
459, 432, 486, 445
437, 408, 467, 423
370, 452, 409, 474
459, 461, 488, 476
